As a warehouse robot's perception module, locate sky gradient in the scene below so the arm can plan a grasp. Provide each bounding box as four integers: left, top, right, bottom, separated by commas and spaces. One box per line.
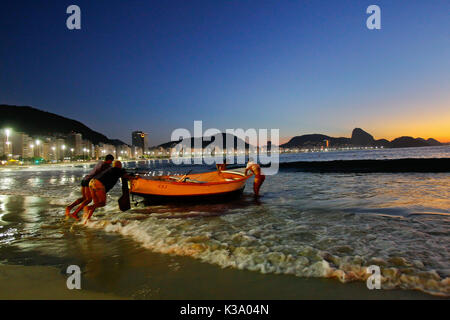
1, 0, 449, 145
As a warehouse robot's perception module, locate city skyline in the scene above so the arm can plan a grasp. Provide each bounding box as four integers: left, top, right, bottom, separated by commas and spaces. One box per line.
1, 1, 449, 145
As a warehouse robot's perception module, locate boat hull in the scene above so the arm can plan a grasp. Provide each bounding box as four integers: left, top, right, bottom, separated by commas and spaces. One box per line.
130, 170, 250, 201
131, 187, 245, 204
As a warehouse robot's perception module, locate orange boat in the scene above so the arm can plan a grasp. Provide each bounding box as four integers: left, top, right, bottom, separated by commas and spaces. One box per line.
130, 169, 251, 201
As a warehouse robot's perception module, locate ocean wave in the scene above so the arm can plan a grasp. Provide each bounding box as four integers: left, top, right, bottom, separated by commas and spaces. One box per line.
84, 206, 450, 297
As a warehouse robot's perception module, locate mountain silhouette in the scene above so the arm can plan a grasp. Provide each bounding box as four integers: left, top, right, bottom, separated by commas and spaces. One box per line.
280, 128, 442, 149
351, 128, 375, 146
389, 136, 429, 148
156, 133, 251, 150
0, 105, 126, 146
1, 105, 443, 150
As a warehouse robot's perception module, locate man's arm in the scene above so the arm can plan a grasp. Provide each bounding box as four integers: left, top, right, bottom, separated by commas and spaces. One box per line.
85, 161, 104, 178
121, 170, 137, 180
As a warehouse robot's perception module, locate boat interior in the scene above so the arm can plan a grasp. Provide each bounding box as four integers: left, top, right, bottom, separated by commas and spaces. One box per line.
139, 169, 248, 184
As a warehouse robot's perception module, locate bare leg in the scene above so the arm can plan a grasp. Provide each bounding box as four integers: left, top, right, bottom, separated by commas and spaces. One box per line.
253, 175, 265, 196
65, 186, 88, 216
84, 202, 105, 224
71, 187, 92, 220
66, 197, 84, 216
83, 185, 106, 224
71, 198, 92, 220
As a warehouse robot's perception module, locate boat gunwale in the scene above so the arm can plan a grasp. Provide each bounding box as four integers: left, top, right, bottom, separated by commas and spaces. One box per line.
133, 171, 252, 187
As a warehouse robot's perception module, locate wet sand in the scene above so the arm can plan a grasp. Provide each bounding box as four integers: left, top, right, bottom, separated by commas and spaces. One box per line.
0, 237, 438, 300
0, 264, 124, 300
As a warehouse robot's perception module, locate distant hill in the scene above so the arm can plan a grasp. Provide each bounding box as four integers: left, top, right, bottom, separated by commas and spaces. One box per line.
385, 136, 443, 148
280, 128, 442, 149
155, 133, 252, 150
0, 105, 126, 146
351, 128, 375, 146
280, 134, 351, 149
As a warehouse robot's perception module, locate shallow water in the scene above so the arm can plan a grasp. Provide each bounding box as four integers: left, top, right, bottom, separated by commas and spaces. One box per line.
0, 147, 449, 298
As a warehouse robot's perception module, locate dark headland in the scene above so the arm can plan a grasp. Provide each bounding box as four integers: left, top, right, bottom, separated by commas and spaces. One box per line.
0, 105, 126, 146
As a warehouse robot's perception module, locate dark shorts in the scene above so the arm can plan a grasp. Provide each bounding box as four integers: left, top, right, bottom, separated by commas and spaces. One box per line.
81, 179, 90, 187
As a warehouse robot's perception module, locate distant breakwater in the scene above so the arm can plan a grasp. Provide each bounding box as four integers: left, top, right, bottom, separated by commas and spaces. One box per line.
276, 158, 450, 173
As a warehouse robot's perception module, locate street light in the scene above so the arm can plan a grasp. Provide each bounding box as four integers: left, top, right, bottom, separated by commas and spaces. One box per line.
61, 145, 66, 161
4, 129, 12, 157
33, 140, 41, 158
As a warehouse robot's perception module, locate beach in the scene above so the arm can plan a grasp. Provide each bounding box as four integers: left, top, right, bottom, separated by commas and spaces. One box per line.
0, 146, 449, 299
0, 264, 123, 299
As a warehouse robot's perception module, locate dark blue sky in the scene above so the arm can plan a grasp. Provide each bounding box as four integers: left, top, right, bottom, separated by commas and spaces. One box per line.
1, 0, 449, 145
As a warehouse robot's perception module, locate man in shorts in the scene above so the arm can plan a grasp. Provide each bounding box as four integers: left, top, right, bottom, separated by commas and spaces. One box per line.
65, 154, 114, 220
83, 160, 135, 223
245, 160, 266, 196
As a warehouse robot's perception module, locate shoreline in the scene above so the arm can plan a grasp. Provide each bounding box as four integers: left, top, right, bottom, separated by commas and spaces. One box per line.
1, 156, 450, 173
0, 257, 441, 300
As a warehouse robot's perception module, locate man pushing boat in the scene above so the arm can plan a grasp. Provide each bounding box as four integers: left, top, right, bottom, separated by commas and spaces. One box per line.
65, 154, 114, 220
83, 160, 136, 224
245, 160, 265, 196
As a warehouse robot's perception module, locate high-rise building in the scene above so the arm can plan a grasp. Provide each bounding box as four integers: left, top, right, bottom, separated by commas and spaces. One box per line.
131, 146, 143, 159
56, 138, 66, 160
11, 132, 33, 158
132, 131, 149, 151
0, 134, 5, 157
98, 143, 116, 158
82, 139, 93, 158
117, 144, 131, 159
69, 132, 83, 156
